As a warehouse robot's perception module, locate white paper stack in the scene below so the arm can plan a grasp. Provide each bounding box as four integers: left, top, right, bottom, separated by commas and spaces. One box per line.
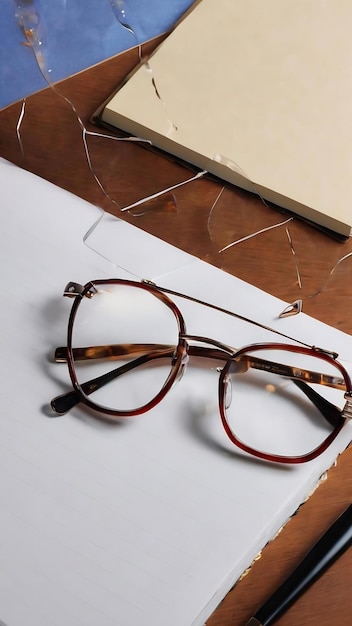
1, 158, 351, 626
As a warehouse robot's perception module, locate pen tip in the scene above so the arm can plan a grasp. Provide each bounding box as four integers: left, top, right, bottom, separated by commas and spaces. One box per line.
245, 619, 262, 626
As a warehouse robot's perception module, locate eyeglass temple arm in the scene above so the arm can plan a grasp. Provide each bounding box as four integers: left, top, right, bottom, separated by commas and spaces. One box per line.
236, 355, 346, 391
54, 343, 176, 362
233, 355, 345, 427
53, 343, 230, 363
292, 380, 343, 427
51, 344, 343, 427
51, 345, 177, 414
51, 343, 231, 414
233, 355, 344, 428
56, 344, 346, 391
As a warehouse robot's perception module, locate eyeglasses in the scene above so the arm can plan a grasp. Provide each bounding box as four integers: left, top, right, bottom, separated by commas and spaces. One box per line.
51, 278, 352, 464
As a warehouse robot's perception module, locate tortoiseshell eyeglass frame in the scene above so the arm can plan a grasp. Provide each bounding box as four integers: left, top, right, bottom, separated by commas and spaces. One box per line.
51, 278, 352, 464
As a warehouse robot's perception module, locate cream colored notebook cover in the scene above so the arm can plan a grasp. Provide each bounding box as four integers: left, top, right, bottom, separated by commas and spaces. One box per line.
99, 0, 352, 237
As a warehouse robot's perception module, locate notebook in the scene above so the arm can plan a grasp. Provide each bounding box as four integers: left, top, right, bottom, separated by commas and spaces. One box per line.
1, 157, 352, 626
94, 0, 352, 238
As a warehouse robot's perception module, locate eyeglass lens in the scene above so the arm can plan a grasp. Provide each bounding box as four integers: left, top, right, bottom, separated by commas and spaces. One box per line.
222, 347, 345, 458
70, 282, 180, 412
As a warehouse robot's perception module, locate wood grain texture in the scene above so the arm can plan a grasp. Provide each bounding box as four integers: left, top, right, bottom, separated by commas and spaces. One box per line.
1, 39, 351, 626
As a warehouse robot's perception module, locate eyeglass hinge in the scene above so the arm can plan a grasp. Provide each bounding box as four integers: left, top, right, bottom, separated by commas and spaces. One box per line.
342, 395, 352, 420
63, 282, 97, 298
312, 345, 339, 360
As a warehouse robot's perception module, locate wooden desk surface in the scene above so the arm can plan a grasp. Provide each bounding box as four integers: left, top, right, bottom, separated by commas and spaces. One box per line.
1, 40, 351, 626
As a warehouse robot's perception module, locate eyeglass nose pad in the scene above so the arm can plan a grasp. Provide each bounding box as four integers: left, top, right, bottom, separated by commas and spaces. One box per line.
224, 374, 232, 409
176, 353, 189, 383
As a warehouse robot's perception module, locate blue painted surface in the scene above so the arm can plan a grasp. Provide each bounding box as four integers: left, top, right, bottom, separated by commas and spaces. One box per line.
0, 0, 194, 109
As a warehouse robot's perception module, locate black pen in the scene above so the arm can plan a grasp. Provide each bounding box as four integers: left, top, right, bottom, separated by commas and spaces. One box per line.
245, 503, 352, 626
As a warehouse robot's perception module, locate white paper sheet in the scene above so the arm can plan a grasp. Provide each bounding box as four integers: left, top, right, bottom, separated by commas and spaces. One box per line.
1, 158, 351, 626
